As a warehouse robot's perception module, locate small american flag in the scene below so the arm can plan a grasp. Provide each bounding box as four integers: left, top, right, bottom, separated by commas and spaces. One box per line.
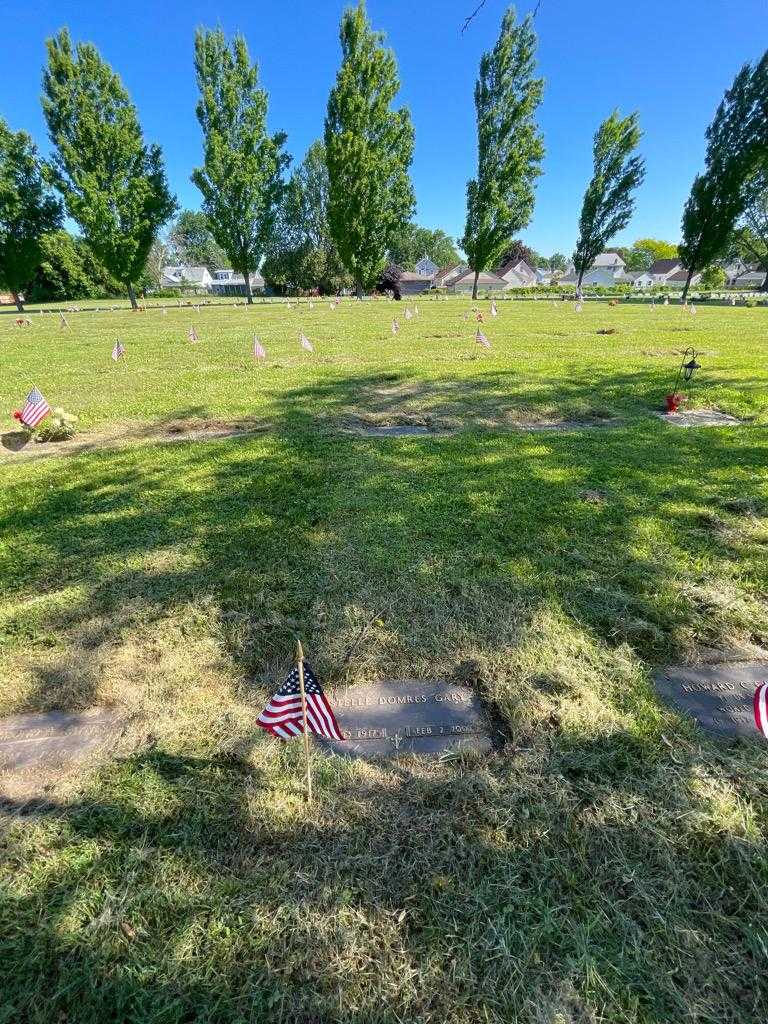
257, 661, 345, 741
188, 326, 198, 343
20, 387, 51, 427
491, 301, 498, 317
690, 305, 697, 315
300, 332, 313, 352
392, 319, 400, 335
111, 340, 125, 361
254, 336, 266, 359
405, 308, 413, 321
475, 328, 490, 349
309, 301, 314, 310
755, 682, 768, 739
575, 302, 583, 313
414, 305, 419, 316
59, 312, 69, 329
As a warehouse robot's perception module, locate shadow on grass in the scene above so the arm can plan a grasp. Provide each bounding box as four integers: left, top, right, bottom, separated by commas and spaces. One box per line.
1, 735, 766, 1023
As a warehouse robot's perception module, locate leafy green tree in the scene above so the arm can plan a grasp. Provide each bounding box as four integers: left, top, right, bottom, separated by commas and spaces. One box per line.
387, 224, 459, 270
548, 252, 567, 272
262, 141, 350, 294
632, 237, 678, 262
461, 7, 544, 300
730, 169, 768, 290
168, 210, 226, 269
573, 111, 645, 290
42, 29, 177, 309
27, 229, 122, 302
325, 1, 415, 297
0, 118, 62, 311
496, 239, 541, 271
700, 265, 726, 289
679, 53, 768, 300
192, 28, 289, 304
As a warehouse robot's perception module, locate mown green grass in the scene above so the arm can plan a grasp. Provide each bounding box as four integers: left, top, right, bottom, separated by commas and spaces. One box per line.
1, 298, 767, 1023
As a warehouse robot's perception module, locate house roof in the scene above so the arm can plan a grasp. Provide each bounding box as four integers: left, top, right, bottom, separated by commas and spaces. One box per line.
666, 270, 692, 282
398, 271, 432, 281
451, 269, 506, 286
593, 252, 625, 267
161, 265, 211, 284
433, 263, 465, 285
648, 259, 682, 275
497, 258, 536, 279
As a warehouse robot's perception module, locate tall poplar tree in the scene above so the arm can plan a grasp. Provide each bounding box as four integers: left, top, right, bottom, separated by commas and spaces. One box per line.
0, 118, 62, 311
679, 52, 768, 300
325, 1, 415, 297
461, 7, 544, 300
42, 29, 177, 309
192, 29, 289, 304
573, 111, 645, 291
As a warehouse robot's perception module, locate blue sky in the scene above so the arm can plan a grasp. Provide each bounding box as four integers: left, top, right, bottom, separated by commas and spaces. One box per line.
1, 0, 764, 258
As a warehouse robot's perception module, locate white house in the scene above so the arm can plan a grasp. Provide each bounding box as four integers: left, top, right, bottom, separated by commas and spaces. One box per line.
448, 269, 507, 294
160, 265, 214, 290
496, 258, 537, 288
732, 266, 766, 289
209, 269, 265, 296
624, 270, 654, 290
397, 271, 433, 296
724, 259, 749, 285
432, 264, 468, 288
592, 252, 626, 273
414, 255, 439, 278
647, 258, 684, 284
558, 253, 628, 287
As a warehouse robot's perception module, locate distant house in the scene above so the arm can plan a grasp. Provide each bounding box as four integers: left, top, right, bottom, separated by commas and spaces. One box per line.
209, 269, 265, 296
535, 268, 553, 285
397, 271, 433, 296
558, 253, 628, 287
665, 269, 702, 288
448, 269, 507, 294
160, 265, 214, 290
414, 255, 439, 278
432, 264, 468, 289
624, 270, 654, 290
724, 260, 749, 285
592, 252, 626, 271
648, 258, 684, 284
732, 266, 766, 289
496, 258, 537, 288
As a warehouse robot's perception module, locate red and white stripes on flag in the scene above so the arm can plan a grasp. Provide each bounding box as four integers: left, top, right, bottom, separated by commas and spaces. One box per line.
392, 319, 400, 335
300, 332, 314, 352
20, 387, 51, 427
754, 682, 768, 739
257, 661, 345, 741
188, 326, 198, 343
111, 340, 125, 361
475, 328, 490, 349
253, 336, 266, 359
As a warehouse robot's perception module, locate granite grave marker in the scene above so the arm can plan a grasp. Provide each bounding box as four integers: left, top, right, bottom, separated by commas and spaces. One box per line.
315, 680, 495, 758
654, 660, 767, 738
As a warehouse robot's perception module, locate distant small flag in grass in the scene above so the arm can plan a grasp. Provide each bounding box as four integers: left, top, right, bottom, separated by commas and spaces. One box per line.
414, 305, 419, 316
475, 328, 490, 349
463, 311, 470, 321
690, 304, 697, 315
18, 387, 51, 428
575, 302, 583, 313
111, 340, 125, 361
392, 319, 400, 335
405, 308, 413, 321
188, 326, 199, 343
754, 682, 768, 739
59, 311, 70, 329
300, 331, 314, 352
309, 301, 314, 310
253, 336, 266, 360
490, 300, 498, 317
162, 307, 167, 316
257, 661, 344, 741
664, 297, 669, 306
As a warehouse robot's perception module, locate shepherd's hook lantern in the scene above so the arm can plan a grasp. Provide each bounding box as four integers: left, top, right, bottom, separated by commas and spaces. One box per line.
666, 348, 701, 412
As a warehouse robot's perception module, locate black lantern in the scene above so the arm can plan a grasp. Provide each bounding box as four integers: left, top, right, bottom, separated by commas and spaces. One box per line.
682, 356, 701, 382
670, 347, 702, 398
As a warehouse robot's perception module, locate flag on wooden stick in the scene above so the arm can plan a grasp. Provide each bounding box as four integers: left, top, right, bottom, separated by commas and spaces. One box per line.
300, 332, 314, 352
253, 336, 266, 360
111, 340, 125, 361
755, 682, 768, 739
257, 659, 344, 742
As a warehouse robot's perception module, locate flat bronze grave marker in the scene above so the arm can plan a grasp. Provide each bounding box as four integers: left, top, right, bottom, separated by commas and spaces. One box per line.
0, 707, 126, 800
317, 680, 495, 758
654, 661, 767, 738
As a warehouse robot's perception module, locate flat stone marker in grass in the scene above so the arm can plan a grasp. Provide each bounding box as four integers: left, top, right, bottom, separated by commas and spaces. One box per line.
317, 680, 495, 758
653, 409, 742, 428
353, 424, 433, 437
0, 707, 126, 801
654, 660, 768, 738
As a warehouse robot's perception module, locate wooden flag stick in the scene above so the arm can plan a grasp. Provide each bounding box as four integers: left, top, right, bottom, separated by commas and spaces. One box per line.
296, 639, 313, 805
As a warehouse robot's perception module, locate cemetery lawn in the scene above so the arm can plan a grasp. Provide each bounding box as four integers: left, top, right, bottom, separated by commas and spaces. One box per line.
1, 298, 767, 1024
